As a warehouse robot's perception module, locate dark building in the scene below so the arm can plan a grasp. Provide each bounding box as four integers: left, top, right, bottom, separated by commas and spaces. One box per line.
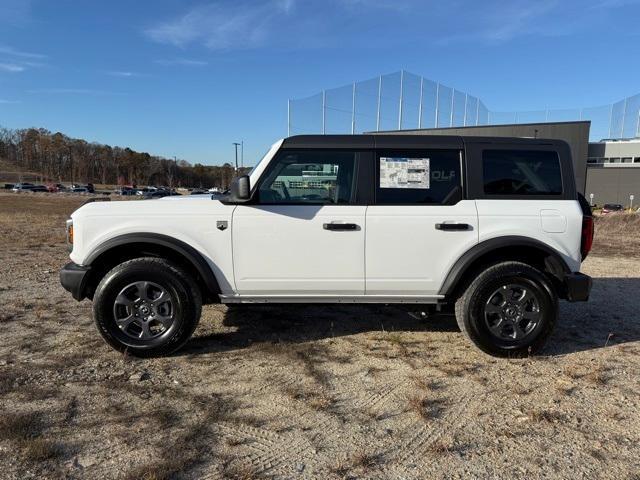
586, 139, 640, 206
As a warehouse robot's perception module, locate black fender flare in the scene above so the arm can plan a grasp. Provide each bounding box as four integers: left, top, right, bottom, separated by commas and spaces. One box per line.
85, 233, 220, 297
438, 236, 572, 297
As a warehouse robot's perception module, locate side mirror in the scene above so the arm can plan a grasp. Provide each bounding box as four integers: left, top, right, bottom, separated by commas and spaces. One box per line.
230, 175, 251, 201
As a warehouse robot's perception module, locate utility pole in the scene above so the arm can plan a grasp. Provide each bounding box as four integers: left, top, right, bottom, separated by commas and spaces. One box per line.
241, 140, 244, 168
173, 156, 177, 189
233, 143, 240, 173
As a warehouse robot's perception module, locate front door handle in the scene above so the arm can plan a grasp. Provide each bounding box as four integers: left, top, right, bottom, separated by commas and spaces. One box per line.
323, 222, 358, 231
435, 223, 471, 231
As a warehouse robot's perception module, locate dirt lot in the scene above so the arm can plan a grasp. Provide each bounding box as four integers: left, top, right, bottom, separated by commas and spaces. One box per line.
0, 192, 639, 480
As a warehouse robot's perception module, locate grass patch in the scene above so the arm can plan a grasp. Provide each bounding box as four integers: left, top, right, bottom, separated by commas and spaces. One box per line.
0, 411, 64, 462
329, 450, 383, 478
408, 395, 446, 421
221, 461, 263, 480
529, 409, 567, 423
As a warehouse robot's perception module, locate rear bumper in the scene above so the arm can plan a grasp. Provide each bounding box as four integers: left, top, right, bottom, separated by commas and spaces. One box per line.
59, 262, 91, 301
563, 272, 592, 302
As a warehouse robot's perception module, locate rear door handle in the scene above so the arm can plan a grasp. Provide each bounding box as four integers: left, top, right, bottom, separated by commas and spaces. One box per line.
323, 222, 358, 231
435, 223, 471, 231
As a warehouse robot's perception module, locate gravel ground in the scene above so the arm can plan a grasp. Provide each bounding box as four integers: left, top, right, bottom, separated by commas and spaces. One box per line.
0, 192, 639, 480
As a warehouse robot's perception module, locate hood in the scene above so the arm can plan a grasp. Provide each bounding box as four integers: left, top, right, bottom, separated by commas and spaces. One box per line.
71, 196, 232, 220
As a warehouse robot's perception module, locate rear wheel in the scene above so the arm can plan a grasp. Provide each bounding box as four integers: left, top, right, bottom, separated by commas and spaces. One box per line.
93, 258, 202, 357
455, 261, 557, 357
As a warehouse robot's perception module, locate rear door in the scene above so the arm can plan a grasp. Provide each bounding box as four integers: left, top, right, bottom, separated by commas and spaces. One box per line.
365, 144, 478, 296
232, 149, 369, 296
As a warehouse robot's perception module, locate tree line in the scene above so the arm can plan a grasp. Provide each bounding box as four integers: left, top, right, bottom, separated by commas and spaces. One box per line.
0, 126, 249, 189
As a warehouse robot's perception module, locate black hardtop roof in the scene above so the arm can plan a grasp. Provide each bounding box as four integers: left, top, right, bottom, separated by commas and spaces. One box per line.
282, 134, 567, 150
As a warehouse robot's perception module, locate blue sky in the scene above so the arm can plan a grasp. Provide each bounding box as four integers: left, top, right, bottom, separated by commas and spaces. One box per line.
0, 0, 639, 165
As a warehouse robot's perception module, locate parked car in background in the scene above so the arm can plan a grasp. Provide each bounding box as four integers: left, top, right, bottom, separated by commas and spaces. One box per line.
87, 183, 95, 193
190, 189, 208, 195
602, 203, 624, 215
30, 185, 49, 192
115, 187, 137, 196
11, 182, 35, 192
144, 190, 181, 199
4, 183, 15, 190
46, 183, 67, 192
136, 187, 158, 196
71, 187, 89, 193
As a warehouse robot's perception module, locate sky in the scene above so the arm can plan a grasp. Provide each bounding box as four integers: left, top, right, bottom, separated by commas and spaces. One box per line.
0, 0, 639, 166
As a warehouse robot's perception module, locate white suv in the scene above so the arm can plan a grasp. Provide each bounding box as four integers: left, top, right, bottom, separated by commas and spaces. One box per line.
60, 135, 594, 357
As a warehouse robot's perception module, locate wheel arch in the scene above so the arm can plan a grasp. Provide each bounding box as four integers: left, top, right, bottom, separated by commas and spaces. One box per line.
439, 236, 571, 301
82, 233, 220, 303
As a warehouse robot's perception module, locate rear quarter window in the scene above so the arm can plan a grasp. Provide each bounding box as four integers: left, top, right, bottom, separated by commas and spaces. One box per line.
482, 150, 562, 196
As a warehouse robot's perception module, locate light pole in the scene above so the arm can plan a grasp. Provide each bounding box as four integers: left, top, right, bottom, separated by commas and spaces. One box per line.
172, 156, 177, 190
232, 143, 240, 173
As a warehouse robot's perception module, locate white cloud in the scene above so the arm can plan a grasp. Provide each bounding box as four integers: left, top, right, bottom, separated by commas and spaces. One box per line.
336, 0, 414, 10
0, 63, 25, 72
0, 99, 20, 104
589, 0, 640, 7
107, 71, 142, 77
28, 88, 123, 96
0, 45, 45, 59
154, 58, 208, 67
435, 0, 574, 45
145, 1, 295, 50
0, 45, 46, 74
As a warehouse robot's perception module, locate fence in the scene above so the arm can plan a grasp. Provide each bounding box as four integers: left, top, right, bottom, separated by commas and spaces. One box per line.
288, 70, 640, 142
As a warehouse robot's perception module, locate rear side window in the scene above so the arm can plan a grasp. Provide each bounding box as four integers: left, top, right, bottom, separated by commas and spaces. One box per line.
375, 149, 461, 204
483, 150, 562, 196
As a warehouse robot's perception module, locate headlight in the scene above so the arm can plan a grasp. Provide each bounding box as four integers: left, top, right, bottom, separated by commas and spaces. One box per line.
66, 219, 73, 251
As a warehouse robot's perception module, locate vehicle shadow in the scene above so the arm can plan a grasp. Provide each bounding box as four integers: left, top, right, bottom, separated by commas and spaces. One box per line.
181, 304, 458, 355
180, 277, 640, 357
543, 277, 640, 356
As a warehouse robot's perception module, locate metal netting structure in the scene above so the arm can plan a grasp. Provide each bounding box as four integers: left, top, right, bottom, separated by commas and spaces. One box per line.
288, 70, 640, 142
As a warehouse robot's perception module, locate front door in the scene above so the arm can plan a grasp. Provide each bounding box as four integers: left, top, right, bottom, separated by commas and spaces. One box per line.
232, 149, 366, 296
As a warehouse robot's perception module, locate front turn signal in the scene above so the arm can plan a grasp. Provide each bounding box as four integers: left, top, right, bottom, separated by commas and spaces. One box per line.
66, 219, 74, 250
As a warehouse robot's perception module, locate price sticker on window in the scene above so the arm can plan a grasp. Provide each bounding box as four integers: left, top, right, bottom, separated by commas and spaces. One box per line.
380, 157, 430, 189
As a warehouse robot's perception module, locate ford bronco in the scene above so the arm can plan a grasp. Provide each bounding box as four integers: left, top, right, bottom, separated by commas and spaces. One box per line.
60, 135, 593, 357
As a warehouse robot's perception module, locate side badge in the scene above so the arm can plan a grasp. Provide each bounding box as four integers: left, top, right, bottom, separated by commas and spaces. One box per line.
216, 220, 228, 231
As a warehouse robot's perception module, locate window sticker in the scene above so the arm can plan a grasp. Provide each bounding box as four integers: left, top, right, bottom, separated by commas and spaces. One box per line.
379, 157, 430, 189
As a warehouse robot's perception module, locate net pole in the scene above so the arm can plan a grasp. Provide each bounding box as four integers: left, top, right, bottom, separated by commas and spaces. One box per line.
351, 82, 356, 135
398, 70, 404, 130
376, 76, 382, 132
418, 76, 424, 129
322, 90, 326, 135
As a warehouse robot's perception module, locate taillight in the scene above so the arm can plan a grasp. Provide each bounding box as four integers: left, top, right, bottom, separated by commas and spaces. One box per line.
581, 215, 594, 260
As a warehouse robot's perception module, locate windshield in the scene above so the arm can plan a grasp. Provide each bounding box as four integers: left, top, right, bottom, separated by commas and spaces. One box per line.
249, 139, 284, 186
248, 146, 273, 175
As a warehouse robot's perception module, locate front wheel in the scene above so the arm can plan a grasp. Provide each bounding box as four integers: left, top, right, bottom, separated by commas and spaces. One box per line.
93, 258, 202, 357
455, 261, 558, 357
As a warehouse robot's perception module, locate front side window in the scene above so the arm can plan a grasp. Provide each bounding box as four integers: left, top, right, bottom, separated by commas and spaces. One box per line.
375, 149, 461, 204
483, 150, 562, 196
257, 150, 356, 204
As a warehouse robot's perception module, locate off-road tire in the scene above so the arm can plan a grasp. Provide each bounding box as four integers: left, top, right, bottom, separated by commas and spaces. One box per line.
93, 257, 202, 357
455, 261, 558, 357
